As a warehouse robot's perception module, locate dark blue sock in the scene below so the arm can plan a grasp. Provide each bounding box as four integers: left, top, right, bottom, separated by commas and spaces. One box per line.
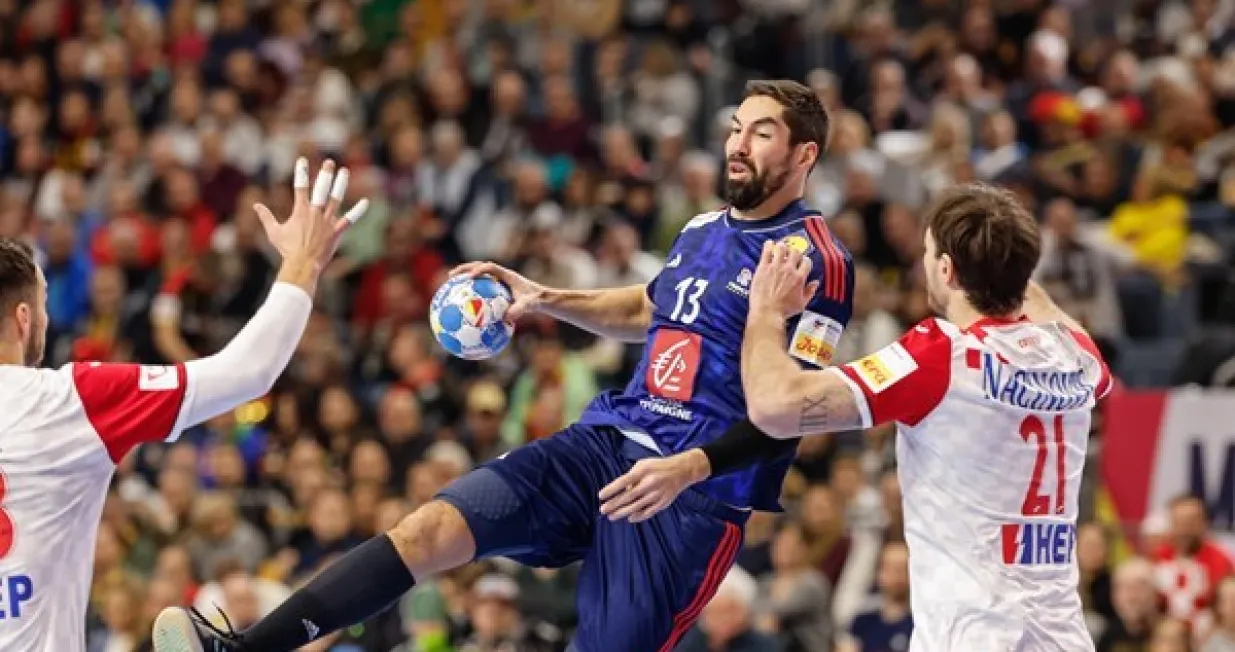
238, 534, 414, 651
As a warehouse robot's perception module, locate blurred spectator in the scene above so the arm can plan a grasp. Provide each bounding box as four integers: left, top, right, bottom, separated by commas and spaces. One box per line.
460, 380, 512, 464
509, 565, 580, 638
1153, 495, 1235, 627
756, 521, 833, 651
284, 487, 363, 581
1100, 557, 1162, 652
680, 566, 784, 652
656, 150, 722, 252
502, 329, 599, 446
798, 483, 851, 582
837, 541, 914, 652
1078, 523, 1118, 638
457, 573, 562, 652
89, 577, 148, 652
183, 491, 269, 580
1035, 196, 1129, 344
1108, 176, 1190, 291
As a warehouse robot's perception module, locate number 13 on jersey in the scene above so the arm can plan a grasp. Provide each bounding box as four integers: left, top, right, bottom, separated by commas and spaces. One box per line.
1018, 414, 1068, 517
670, 278, 708, 324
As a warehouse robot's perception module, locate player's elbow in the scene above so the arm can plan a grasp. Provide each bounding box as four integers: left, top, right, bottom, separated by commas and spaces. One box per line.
747, 395, 799, 439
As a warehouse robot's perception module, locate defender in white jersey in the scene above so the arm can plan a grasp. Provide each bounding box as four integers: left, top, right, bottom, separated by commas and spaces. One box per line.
601, 183, 1110, 652
0, 158, 366, 652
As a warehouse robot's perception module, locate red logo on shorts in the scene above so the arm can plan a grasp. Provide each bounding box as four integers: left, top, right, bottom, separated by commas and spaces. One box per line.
646, 329, 702, 401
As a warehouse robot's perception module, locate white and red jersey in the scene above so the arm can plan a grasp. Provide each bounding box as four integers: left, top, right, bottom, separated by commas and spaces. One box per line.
0, 362, 194, 652
833, 316, 1111, 652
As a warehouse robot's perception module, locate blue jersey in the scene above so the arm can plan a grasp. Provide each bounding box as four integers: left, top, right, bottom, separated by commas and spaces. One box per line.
579, 199, 855, 510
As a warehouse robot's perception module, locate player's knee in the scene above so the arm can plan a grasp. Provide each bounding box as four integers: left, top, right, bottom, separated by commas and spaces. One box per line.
388, 500, 475, 578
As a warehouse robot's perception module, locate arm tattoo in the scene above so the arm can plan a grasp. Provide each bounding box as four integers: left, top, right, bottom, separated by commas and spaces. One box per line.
797, 378, 865, 435
799, 392, 831, 433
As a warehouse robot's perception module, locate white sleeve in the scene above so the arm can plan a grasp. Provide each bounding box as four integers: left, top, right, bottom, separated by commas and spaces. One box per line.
180, 282, 313, 427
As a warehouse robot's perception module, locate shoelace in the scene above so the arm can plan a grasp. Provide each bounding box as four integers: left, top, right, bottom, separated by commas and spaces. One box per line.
187, 605, 244, 650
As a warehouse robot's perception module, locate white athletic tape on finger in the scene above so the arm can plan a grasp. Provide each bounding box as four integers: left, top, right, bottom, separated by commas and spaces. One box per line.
330, 168, 350, 202
293, 157, 310, 190
342, 198, 370, 224
311, 167, 333, 207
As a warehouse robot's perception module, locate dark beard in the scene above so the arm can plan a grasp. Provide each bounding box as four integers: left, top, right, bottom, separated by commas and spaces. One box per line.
723, 160, 790, 211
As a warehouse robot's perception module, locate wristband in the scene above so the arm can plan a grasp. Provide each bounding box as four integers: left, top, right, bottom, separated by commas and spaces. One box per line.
701, 419, 798, 476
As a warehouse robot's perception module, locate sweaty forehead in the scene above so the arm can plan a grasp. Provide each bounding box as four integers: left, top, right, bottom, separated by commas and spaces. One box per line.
733, 96, 787, 128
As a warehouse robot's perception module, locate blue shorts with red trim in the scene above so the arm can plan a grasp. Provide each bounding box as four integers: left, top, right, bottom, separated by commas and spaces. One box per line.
436, 424, 748, 652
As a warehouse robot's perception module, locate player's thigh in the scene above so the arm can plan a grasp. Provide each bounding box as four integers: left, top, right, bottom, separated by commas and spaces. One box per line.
569, 500, 745, 652
435, 424, 620, 567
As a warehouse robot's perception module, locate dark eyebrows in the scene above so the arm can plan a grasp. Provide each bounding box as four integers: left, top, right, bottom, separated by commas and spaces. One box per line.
730, 116, 781, 131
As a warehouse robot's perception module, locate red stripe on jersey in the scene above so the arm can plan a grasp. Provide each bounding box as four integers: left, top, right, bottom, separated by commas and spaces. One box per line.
658, 522, 742, 652
74, 363, 189, 463
800, 217, 832, 299
816, 218, 843, 301
821, 221, 848, 302
805, 217, 843, 301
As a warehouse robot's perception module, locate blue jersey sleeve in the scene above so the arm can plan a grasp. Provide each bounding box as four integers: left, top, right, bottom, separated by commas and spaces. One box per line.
645, 215, 707, 303
785, 219, 856, 369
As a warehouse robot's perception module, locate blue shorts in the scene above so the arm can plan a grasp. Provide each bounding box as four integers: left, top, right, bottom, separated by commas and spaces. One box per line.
436, 424, 748, 652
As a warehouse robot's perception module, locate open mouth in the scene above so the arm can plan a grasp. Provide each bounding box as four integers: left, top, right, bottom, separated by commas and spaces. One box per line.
728, 161, 752, 175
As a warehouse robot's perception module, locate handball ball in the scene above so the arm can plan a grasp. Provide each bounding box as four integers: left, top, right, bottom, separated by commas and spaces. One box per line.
429, 275, 515, 360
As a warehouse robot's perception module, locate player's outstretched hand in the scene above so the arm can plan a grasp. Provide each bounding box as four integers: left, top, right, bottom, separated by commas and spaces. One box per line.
599, 452, 709, 523
450, 261, 545, 323
255, 157, 369, 268
749, 241, 820, 318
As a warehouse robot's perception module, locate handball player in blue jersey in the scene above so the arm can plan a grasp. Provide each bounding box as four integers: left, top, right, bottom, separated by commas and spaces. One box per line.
153, 79, 854, 652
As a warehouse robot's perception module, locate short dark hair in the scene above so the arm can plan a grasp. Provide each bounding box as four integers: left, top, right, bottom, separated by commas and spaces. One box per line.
743, 79, 830, 159
0, 238, 37, 317
925, 183, 1041, 316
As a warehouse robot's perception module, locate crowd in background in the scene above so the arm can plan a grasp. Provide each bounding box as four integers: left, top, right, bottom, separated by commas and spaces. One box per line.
3, 0, 1235, 649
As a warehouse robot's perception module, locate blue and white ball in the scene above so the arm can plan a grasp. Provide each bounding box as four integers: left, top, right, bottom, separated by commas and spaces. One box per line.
429, 275, 515, 360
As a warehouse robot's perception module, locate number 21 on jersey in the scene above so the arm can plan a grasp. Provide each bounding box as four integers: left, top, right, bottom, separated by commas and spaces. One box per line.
1018, 415, 1067, 516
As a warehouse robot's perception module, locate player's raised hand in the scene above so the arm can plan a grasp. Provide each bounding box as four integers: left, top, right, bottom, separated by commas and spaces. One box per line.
255, 157, 369, 269
598, 451, 710, 523
450, 261, 545, 323
749, 241, 820, 318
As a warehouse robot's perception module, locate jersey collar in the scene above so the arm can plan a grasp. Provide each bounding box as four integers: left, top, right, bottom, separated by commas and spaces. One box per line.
965, 314, 1030, 340
723, 198, 821, 232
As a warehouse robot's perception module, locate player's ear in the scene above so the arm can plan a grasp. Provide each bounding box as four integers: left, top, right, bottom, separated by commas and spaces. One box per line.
798, 142, 818, 170
13, 301, 29, 341
939, 253, 959, 288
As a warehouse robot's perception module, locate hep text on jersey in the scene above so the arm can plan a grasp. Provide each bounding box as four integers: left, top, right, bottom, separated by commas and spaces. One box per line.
0, 574, 32, 619
1000, 522, 1075, 566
